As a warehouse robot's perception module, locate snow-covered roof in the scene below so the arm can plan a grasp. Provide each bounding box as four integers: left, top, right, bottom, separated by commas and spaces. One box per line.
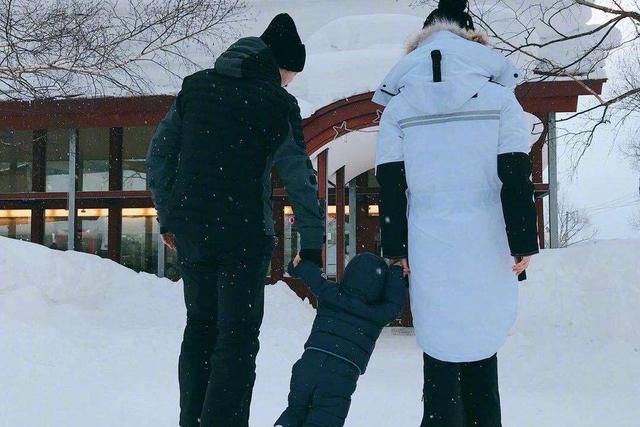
2, 0, 619, 113
287, 14, 423, 118
285, 3, 619, 118
121, 0, 621, 109
474, 0, 619, 80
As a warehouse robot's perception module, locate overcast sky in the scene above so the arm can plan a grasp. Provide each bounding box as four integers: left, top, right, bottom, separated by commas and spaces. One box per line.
555, 8, 640, 241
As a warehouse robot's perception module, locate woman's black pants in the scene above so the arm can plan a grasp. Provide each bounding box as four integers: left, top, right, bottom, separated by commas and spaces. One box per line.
421, 353, 502, 427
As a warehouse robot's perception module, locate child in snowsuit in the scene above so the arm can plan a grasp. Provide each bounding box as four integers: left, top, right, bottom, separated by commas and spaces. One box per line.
275, 252, 406, 427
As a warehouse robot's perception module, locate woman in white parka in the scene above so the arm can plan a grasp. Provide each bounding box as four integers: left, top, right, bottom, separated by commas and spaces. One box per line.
374, 1, 539, 426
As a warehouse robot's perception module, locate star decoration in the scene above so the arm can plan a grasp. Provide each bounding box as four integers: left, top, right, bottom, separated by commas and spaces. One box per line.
332, 121, 349, 140
372, 109, 383, 124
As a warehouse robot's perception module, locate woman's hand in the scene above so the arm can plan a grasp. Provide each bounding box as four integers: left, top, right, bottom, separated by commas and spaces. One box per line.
161, 232, 176, 250
293, 254, 302, 268
513, 256, 531, 276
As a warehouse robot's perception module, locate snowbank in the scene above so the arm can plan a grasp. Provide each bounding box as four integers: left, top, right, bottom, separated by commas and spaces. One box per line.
1, 237, 639, 426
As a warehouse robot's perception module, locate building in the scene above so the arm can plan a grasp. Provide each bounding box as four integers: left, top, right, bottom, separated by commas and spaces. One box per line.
0, 3, 610, 319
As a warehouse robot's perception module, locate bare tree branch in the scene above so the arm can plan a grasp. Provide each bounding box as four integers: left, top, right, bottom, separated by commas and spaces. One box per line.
545, 194, 599, 247
0, 0, 248, 100
412, 0, 640, 165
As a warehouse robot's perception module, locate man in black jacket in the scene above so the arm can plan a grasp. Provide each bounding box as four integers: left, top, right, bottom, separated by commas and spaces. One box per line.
146, 14, 325, 427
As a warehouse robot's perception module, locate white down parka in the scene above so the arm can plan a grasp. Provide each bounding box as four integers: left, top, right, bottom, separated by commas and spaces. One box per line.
374, 21, 538, 363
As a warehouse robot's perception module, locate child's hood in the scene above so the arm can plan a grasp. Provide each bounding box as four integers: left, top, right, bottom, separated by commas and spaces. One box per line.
340, 253, 388, 304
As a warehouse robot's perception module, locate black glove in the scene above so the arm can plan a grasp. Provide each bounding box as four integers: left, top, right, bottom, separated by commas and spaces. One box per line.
299, 248, 323, 268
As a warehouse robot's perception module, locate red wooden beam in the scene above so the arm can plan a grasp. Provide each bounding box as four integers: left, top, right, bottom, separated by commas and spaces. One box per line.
0, 79, 605, 131
30, 129, 47, 243
109, 128, 124, 191
307, 112, 379, 155
0, 190, 151, 200
537, 198, 545, 250
516, 79, 605, 99
316, 150, 328, 271
519, 97, 579, 113
30, 207, 44, 244
271, 200, 285, 282
108, 207, 122, 262
303, 96, 377, 142
335, 167, 345, 281
303, 92, 375, 122
0, 95, 174, 130
534, 183, 550, 196
530, 114, 548, 185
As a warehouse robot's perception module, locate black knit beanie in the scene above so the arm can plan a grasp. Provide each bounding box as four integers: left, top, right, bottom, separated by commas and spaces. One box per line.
260, 13, 306, 72
424, 0, 475, 30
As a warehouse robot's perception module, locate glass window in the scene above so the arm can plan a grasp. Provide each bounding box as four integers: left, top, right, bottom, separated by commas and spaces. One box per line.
44, 209, 69, 250
78, 208, 109, 257
0, 209, 31, 241
283, 205, 350, 278
326, 208, 337, 277
79, 128, 110, 191
121, 208, 159, 273
46, 129, 72, 192
123, 127, 155, 191
0, 130, 33, 193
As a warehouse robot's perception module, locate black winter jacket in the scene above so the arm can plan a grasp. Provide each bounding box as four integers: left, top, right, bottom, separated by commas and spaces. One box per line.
146, 37, 324, 251
289, 253, 406, 374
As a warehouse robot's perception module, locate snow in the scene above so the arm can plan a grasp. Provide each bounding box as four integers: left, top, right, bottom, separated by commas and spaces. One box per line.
287, 14, 423, 117
55, 1, 618, 118
1, 236, 639, 426
0, 1, 621, 108
282, 3, 618, 118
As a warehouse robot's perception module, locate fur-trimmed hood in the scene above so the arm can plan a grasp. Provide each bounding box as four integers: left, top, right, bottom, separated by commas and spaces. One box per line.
406, 20, 490, 53
372, 20, 521, 108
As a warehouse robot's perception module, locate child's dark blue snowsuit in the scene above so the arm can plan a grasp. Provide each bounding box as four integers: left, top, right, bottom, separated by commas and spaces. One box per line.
275, 253, 406, 427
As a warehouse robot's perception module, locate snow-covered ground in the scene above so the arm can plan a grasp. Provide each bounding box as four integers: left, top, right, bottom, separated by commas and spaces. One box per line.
1, 236, 639, 426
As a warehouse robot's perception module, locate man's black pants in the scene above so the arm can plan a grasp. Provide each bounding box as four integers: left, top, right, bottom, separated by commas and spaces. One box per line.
174, 233, 274, 427
421, 353, 502, 427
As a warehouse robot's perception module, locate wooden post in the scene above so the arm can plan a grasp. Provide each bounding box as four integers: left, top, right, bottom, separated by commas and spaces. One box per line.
531, 113, 547, 250
347, 179, 357, 259
355, 173, 377, 254
107, 128, 123, 262
109, 128, 123, 191
335, 167, 345, 280
317, 149, 328, 271
272, 200, 285, 282
536, 198, 545, 250
30, 129, 47, 244
68, 129, 78, 251
547, 112, 559, 248
108, 207, 122, 261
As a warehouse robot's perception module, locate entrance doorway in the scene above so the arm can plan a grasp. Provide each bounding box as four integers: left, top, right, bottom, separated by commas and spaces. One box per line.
283, 169, 382, 278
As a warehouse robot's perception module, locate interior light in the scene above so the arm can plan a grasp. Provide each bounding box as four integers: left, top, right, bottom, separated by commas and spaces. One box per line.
0, 209, 32, 218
